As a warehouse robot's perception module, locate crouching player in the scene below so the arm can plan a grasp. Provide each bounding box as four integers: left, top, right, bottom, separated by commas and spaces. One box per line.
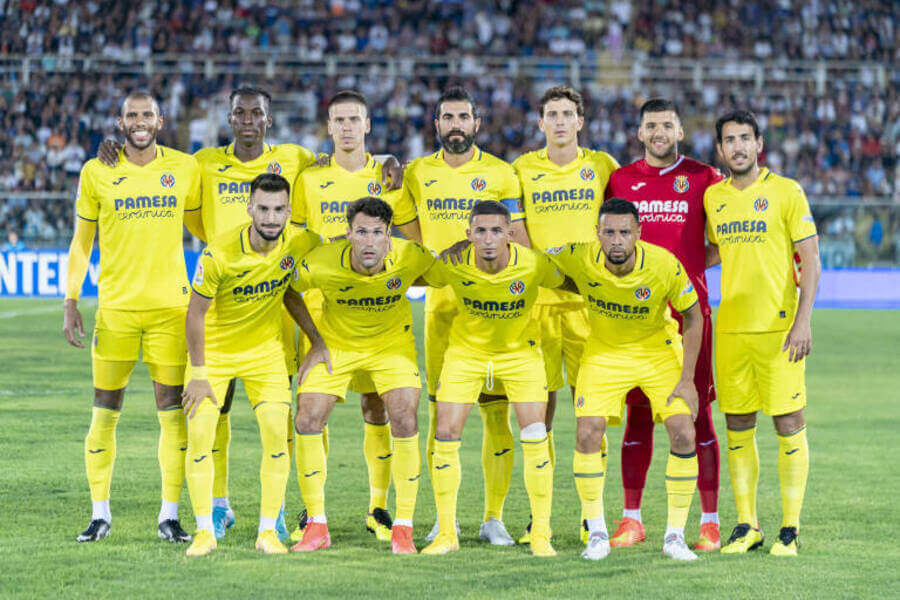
290, 197, 433, 555
549, 198, 703, 561
421, 200, 565, 558
181, 173, 321, 556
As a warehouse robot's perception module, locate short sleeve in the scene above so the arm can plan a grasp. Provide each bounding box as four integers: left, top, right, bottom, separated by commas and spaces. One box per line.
75, 163, 99, 221
537, 252, 565, 289
421, 258, 449, 288
184, 159, 202, 211
708, 165, 725, 186
785, 181, 817, 243
296, 145, 316, 172
292, 229, 322, 259
291, 173, 308, 227
545, 243, 577, 277
290, 255, 315, 294
410, 242, 437, 277
392, 169, 419, 226
703, 191, 719, 245
498, 166, 524, 221
669, 256, 698, 313
191, 249, 221, 299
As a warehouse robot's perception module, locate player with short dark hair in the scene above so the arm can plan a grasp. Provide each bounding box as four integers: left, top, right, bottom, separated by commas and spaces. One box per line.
288, 197, 434, 555
549, 197, 704, 561
706, 110, 820, 557
181, 172, 321, 556
393, 86, 531, 546
64, 92, 204, 544
420, 200, 565, 557
605, 97, 725, 551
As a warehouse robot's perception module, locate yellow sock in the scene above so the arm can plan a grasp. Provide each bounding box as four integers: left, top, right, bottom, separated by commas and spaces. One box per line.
322, 423, 330, 457
157, 408, 187, 504
479, 400, 513, 522
665, 451, 698, 530
296, 431, 327, 516
521, 435, 553, 538
185, 401, 219, 518
212, 412, 230, 498
85, 406, 120, 502
547, 429, 555, 468
432, 438, 461, 536
777, 426, 809, 529
426, 399, 437, 475
600, 433, 608, 476
256, 403, 290, 520
573, 450, 605, 521
392, 433, 420, 522
364, 422, 392, 512
726, 427, 759, 526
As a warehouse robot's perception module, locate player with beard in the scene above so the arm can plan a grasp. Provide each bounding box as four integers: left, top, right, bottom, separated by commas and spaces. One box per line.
705, 111, 819, 556
392, 86, 529, 546
290, 91, 422, 543
549, 198, 703, 561
181, 173, 321, 556
97, 86, 402, 541
64, 91, 203, 543
604, 98, 724, 551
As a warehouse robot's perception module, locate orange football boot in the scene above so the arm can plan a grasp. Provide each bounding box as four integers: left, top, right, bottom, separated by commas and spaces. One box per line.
609, 517, 646, 547
290, 521, 331, 552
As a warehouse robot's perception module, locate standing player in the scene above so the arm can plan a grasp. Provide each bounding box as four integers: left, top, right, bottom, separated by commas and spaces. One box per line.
512, 86, 619, 543
290, 90, 422, 542
421, 201, 562, 557
289, 197, 433, 555
705, 110, 819, 556
64, 91, 203, 543
604, 98, 724, 550
181, 173, 321, 556
550, 198, 703, 561
393, 86, 529, 545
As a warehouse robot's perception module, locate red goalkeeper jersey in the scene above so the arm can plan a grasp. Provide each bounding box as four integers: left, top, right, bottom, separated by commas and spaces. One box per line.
606, 155, 723, 314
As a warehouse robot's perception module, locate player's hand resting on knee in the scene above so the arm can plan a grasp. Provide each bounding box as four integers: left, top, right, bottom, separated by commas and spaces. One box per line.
667, 378, 698, 421
182, 378, 217, 418
297, 339, 333, 386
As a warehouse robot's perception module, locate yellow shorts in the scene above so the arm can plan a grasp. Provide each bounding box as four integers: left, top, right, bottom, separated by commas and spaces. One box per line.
574, 339, 690, 426
299, 338, 421, 401
92, 306, 187, 389
715, 330, 807, 416
301, 288, 377, 395
185, 361, 291, 409
533, 303, 588, 391
436, 345, 547, 405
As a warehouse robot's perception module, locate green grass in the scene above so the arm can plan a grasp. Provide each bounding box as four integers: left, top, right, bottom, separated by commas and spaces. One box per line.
1, 299, 898, 598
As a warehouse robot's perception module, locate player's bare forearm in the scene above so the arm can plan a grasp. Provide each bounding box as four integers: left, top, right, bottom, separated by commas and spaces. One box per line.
680, 302, 702, 381
784, 236, 821, 361
395, 219, 422, 243
509, 220, 531, 248
183, 209, 206, 242
185, 293, 211, 368
558, 275, 579, 294
283, 287, 322, 345
705, 243, 720, 268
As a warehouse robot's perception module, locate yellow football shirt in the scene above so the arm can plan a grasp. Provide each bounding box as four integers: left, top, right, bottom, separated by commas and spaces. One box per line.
705, 168, 817, 333
290, 238, 435, 352
75, 145, 201, 310
193, 142, 316, 240
290, 154, 401, 239
514, 146, 619, 307
191, 225, 320, 364
422, 243, 565, 354
549, 240, 698, 353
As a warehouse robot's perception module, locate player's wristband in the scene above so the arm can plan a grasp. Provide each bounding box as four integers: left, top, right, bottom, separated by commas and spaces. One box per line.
191, 365, 207, 380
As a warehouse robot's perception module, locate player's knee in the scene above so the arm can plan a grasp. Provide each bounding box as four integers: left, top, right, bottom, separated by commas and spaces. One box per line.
153, 382, 183, 410
725, 411, 757, 431
575, 419, 605, 453
773, 409, 805, 436
668, 421, 695, 453
294, 410, 325, 434
220, 379, 237, 414
390, 410, 417, 438
360, 393, 388, 424
93, 388, 124, 411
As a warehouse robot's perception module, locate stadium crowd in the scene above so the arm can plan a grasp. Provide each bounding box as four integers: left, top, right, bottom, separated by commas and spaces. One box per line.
1, 0, 898, 247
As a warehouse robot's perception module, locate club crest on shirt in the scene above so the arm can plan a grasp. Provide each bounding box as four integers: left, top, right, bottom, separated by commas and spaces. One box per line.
754, 197, 769, 212
682, 282, 694, 295
367, 181, 382, 196
471, 177, 486, 192
386, 276, 402, 290
634, 286, 651, 301
267, 161, 282, 175
509, 280, 525, 295
280, 255, 295, 271
545, 246, 564, 255
576, 396, 585, 408
160, 172, 176, 188
579, 167, 595, 182
673, 175, 689, 193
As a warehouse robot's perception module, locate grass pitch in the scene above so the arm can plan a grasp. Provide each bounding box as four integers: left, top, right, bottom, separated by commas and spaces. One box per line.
0, 299, 897, 599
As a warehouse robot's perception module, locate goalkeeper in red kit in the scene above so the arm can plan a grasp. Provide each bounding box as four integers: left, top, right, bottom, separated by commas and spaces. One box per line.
605, 98, 724, 551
